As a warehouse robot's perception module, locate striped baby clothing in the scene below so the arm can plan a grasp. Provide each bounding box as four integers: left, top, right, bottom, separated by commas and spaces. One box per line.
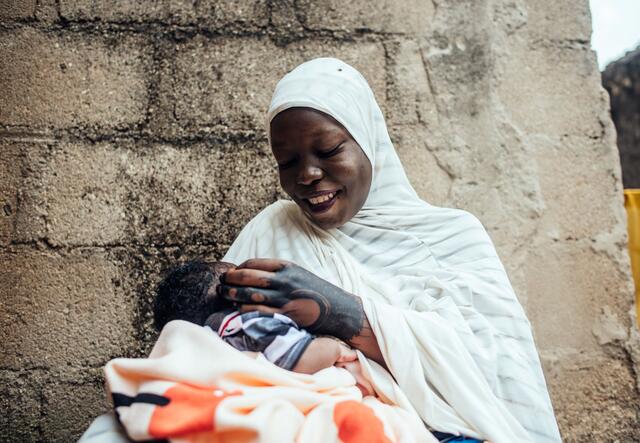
205, 309, 314, 370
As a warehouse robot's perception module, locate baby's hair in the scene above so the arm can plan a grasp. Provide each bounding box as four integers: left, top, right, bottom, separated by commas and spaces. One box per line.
153, 260, 216, 331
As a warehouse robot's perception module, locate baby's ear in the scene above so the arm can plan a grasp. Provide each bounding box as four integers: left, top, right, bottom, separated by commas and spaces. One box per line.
204, 281, 219, 303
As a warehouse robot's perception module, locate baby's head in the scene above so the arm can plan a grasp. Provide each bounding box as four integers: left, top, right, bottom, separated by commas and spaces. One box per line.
153, 260, 236, 331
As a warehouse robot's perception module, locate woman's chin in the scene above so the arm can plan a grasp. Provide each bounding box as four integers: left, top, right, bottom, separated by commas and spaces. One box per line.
302, 206, 343, 230
295, 197, 344, 229
308, 213, 340, 229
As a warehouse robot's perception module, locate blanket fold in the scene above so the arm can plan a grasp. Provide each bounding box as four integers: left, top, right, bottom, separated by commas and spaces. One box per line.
105, 320, 437, 443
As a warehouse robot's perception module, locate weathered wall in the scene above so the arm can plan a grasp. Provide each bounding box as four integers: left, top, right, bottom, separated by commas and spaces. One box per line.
1, 1, 638, 441
603, 46, 640, 188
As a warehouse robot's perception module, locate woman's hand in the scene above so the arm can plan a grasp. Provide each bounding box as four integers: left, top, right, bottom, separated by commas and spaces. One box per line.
217, 258, 365, 342
219, 258, 388, 369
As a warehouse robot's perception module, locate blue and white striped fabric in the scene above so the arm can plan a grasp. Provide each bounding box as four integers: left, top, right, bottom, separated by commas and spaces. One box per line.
207, 309, 314, 371
223, 58, 561, 443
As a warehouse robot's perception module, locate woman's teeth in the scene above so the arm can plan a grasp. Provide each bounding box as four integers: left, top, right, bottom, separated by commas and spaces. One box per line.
308, 193, 335, 205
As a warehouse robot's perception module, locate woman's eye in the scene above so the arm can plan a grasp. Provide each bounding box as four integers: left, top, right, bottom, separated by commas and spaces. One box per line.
277, 159, 296, 170
318, 143, 344, 158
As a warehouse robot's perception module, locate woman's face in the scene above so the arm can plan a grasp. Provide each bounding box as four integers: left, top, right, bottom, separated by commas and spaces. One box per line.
270, 107, 372, 229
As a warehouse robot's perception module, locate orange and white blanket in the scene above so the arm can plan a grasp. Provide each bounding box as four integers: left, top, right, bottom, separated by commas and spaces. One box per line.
105, 320, 437, 443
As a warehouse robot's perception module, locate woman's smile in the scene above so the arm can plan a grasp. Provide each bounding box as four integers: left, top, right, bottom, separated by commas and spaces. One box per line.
302, 190, 341, 213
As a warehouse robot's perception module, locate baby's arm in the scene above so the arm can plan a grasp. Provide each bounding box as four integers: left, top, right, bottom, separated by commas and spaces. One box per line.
224, 312, 358, 372
292, 337, 356, 374
294, 338, 374, 397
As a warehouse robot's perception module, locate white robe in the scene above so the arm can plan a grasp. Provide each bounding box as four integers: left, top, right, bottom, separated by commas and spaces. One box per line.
224, 57, 562, 443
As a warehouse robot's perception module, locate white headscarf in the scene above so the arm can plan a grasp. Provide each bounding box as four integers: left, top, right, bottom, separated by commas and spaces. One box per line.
224, 58, 561, 443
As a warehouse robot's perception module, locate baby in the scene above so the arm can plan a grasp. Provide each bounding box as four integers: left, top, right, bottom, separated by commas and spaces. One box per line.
154, 260, 373, 394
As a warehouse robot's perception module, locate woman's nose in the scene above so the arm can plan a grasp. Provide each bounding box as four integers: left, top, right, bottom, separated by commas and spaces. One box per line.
296, 162, 323, 185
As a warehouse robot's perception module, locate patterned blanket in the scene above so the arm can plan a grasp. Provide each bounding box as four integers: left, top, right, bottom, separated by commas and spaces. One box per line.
104, 320, 437, 442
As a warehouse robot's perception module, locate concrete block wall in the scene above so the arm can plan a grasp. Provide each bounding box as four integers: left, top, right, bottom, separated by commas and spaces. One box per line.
1, 1, 638, 441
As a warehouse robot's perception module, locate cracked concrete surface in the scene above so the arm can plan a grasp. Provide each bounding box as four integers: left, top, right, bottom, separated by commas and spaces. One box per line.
1, 0, 638, 441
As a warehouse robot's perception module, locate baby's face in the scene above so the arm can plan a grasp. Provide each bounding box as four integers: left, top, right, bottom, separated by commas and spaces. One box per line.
204, 261, 236, 307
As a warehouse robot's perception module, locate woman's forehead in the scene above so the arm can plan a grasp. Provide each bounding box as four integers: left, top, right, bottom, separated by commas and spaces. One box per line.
270, 108, 350, 144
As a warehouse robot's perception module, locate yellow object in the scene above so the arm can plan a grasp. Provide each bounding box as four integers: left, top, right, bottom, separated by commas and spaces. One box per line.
624, 189, 640, 325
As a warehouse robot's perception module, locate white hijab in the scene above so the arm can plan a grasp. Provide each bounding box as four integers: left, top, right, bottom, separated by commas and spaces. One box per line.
224, 57, 562, 443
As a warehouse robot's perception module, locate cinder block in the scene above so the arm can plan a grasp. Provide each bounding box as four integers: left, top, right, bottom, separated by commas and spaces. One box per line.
533, 135, 625, 240
0, 370, 42, 443
0, 139, 22, 246
165, 37, 386, 132
525, 240, 631, 354
389, 125, 452, 206
43, 379, 110, 443
294, 0, 434, 35
492, 1, 528, 35
0, 28, 150, 130
160, 35, 274, 132
34, 0, 58, 22
59, 0, 196, 23
197, 0, 269, 28
0, 0, 36, 20
59, 0, 268, 28
18, 140, 279, 247
0, 247, 137, 370
498, 44, 602, 137
386, 39, 438, 127
269, 0, 305, 34
525, 0, 592, 42
34, 141, 131, 246
546, 357, 640, 441
12, 141, 48, 243
424, 0, 481, 33
421, 34, 492, 119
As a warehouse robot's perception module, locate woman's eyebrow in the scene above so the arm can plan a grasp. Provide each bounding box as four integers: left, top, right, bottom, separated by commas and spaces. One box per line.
310, 126, 341, 138
271, 140, 291, 151
310, 128, 343, 145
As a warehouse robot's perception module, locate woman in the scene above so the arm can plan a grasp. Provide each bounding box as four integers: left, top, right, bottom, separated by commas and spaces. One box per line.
218, 57, 562, 442
81, 58, 561, 443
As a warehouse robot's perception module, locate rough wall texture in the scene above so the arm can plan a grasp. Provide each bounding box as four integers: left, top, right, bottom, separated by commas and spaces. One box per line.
603, 46, 640, 189
1, 1, 638, 442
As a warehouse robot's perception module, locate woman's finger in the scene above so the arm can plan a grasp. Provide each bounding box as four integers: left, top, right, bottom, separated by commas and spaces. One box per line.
238, 304, 282, 315
223, 268, 275, 288
218, 284, 287, 307
237, 258, 290, 272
